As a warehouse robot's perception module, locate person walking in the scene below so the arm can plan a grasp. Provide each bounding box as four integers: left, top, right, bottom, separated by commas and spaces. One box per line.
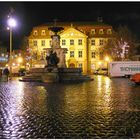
2, 68, 10, 81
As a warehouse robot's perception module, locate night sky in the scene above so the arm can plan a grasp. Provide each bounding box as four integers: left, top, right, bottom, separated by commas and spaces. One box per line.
0, 2, 140, 50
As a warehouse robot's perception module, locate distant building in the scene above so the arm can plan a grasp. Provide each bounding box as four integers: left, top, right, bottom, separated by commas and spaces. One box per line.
28, 20, 114, 73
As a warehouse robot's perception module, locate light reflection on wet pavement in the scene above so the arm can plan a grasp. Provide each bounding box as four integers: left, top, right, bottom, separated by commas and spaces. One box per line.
0, 76, 140, 138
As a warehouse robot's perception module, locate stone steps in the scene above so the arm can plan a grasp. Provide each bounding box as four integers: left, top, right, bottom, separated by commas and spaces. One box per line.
19, 75, 42, 82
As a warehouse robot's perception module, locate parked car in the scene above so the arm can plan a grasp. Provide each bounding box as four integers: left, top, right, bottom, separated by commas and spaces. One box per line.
94, 68, 108, 75
130, 73, 140, 84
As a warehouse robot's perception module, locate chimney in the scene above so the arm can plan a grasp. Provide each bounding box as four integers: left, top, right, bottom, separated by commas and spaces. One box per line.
97, 17, 103, 23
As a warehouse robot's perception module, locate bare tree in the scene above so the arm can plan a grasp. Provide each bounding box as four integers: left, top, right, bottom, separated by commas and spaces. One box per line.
103, 26, 138, 61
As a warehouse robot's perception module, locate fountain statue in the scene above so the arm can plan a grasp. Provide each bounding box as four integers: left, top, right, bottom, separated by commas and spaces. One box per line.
45, 26, 67, 71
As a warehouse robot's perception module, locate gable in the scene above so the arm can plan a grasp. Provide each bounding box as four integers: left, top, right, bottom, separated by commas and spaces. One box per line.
60, 27, 87, 38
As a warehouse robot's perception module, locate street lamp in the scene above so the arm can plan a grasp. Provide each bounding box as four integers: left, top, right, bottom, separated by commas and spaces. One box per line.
17, 57, 23, 64
7, 17, 17, 73
105, 56, 110, 62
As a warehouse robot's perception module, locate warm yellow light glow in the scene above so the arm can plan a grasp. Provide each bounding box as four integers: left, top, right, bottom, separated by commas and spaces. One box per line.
105, 56, 110, 62
98, 61, 102, 65
5, 64, 9, 67
17, 57, 23, 63
12, 63, 16, 66
70, 33, 74, 36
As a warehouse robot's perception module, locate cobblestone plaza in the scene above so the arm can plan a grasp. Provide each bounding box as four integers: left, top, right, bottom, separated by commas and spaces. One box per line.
0, 76, 140, 138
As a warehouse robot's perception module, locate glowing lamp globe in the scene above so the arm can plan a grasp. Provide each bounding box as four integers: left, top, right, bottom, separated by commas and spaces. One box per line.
17, 57, 23, 63
105, 57, 110, 62
7, 18, 17, 28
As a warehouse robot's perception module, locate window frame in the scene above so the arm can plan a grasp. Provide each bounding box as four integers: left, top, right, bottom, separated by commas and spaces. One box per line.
99, 29, 104, 34
78, 51, 83, 58
33, 30, 38, 35
70, 51, 74, 57
41, 40, 45, 46
33, 40, 38, 46
99, 39, 104, 46
41, 30, 46, 35
70, 39, 74, 45
91, 52, 96, 58
91, 39, 95, 46
62, 39, 66, 46
91, 29, 96, 35
107, 29, 112, 34
78, 39, 82, 45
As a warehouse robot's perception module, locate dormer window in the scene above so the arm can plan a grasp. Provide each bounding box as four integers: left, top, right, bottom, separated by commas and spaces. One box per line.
41, 30, 46, 35
49, 31, 53, 35
34, 30, 38, 35
107, 29, 112, 34
91, 29, 96, 35
99, 29, 104, 34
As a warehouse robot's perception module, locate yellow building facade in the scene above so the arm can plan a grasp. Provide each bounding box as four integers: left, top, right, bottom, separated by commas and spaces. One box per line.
28, 22, 113, 73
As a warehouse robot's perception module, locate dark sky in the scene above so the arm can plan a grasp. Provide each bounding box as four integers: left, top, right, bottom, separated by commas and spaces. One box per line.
1, 1, 140, 50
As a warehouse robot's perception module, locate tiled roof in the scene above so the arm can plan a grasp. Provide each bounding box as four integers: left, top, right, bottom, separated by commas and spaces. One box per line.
34, 21, 112, 28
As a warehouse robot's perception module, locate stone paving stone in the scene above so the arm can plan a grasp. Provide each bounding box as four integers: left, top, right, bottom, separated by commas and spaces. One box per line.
0, 77, 140, 138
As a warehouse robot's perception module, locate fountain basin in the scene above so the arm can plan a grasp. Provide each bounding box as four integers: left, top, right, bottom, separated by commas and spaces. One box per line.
19, 68, 92, 83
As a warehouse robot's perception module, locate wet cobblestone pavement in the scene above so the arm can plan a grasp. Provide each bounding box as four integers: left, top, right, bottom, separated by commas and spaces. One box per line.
0, 75, 140, 138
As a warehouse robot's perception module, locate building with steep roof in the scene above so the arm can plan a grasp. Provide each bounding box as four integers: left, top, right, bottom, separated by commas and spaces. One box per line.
28, 21, 114, 73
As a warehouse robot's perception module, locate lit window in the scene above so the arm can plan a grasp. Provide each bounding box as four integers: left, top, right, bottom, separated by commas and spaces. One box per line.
91, 39, 95, 46
34, 30, 38, 35
70, 40, 74, 45
99, 29, 104, 34
79, 63, 83, 68
62, 40, 66, 45
91, 29, 96, 34
91, 52, 96, 58
33, 40, 37, 46
78, 39, 82, 45
107, 29, 112, 34
70, 51, 74, 57
99, 39, 104, 45
41, 30, 46, 35
78, 51, 82, 58
42, 40, 45, 46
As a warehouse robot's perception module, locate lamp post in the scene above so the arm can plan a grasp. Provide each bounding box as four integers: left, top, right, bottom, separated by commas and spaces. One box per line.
7, 17, 17, 74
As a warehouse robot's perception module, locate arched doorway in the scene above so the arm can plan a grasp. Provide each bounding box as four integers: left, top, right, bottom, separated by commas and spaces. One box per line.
69, 63, 75, 68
